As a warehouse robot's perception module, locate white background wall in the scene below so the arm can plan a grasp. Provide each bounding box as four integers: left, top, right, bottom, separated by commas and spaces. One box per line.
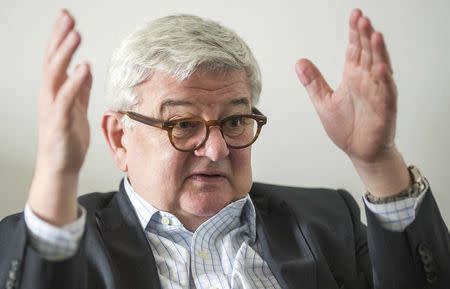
1, 0, 449, 228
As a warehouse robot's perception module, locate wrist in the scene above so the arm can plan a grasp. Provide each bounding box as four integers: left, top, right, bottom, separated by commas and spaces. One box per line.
351, 147, 411, 198
28, 169, 79, 226
366, 165, 427, 203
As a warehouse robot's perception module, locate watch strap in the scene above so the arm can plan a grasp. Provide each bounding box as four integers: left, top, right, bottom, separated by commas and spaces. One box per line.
366, 165, 427, 204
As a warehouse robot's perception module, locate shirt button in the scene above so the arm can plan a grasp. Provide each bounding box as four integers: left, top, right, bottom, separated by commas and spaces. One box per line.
161, 216, 171, 225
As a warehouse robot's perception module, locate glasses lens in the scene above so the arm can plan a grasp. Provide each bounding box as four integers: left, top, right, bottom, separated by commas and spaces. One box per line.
171, 119, 206, 150
222, 116, 257, 147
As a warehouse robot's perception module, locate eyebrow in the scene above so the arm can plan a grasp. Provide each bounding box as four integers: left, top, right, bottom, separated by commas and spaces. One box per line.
229, 97, 250, 107
159, 97, 250, 114
159, 100, 194, 114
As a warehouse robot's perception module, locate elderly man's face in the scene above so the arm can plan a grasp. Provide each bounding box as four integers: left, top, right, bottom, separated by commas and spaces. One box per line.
123, 68, 253, 229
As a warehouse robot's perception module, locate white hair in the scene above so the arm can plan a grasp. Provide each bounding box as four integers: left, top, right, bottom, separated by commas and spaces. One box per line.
106, 14, 262, 118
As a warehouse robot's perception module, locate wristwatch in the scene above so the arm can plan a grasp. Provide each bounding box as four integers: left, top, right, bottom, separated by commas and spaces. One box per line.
366, 165, 428, 204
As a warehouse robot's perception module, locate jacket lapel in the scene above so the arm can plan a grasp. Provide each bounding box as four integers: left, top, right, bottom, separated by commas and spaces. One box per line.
96, 181, 161, 289
251, 185, 318, 289
94, 181, 341, 289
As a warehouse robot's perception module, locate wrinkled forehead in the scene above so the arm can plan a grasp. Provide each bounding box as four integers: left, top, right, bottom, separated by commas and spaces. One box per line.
134, 68, 253, 116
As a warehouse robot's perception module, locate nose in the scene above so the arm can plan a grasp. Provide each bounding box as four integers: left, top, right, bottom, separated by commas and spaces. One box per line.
194, 126, 229, 161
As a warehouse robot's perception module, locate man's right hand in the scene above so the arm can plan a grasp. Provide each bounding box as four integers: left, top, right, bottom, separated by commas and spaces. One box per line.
28, 10, 92, 226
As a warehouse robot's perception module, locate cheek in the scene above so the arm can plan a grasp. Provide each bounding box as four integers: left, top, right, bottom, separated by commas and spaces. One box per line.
233, 147, 252, 168
230, 148, 252, 187
127, 129, 187, 184
158, 150, 187, 181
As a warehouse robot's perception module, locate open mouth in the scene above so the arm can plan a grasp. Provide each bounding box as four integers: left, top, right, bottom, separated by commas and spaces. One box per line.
189, 173, 226, 182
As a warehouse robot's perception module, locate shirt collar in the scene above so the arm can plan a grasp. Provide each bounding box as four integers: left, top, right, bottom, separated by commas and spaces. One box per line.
124, 177, 159, 229
123, 177, 257, 240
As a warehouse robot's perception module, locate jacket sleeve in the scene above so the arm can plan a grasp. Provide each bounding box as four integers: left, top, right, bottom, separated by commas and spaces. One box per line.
0, 213, 87, 289
365, 188, 450, 289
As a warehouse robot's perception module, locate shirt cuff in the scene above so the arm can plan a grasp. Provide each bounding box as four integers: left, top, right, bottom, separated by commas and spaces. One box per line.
363, 180, 429, 232
24, 203, 86, 261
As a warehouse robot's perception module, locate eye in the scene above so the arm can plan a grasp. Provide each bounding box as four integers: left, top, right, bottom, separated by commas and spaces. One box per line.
222, 116, 252, 138
177, 120, 195, 129
172, 119, 204, 139
225, 116, 244, 128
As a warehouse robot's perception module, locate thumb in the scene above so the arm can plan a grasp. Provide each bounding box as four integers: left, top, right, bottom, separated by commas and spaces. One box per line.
295, 58, 333, 104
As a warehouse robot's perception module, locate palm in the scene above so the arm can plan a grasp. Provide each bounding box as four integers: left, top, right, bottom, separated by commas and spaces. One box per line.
296, 9, 397, 163
36, 10, 92, 175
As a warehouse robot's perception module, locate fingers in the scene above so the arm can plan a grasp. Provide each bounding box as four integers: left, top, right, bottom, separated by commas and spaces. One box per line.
44, 10, 81, 99
56, 63, 91, 115
39, 10, 92, 121
372, 62, 398, 111
347, 9, 362, 64
46, 10, 75, 60
346, 9, 392, 75
373, 62, 395, 93
295, 58, 333, 104
79, 65, 93, 112
358, 17, 374, 70
71, 62, 93, 113
372, 32, 393, 74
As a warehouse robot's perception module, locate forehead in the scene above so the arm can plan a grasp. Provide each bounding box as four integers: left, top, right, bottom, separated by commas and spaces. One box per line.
134, 68, 252, 115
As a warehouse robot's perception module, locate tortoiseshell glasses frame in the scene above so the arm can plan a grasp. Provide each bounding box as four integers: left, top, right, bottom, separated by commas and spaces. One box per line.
119, 108, 267, 152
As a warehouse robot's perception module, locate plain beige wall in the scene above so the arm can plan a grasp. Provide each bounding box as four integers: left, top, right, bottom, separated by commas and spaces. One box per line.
1, 0, 449, 229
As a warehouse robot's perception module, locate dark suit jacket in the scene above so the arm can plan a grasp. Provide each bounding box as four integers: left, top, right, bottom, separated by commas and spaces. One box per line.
1, 182, 449, 289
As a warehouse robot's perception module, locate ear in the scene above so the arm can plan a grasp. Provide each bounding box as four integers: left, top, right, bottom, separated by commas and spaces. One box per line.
101, 112, 128, 172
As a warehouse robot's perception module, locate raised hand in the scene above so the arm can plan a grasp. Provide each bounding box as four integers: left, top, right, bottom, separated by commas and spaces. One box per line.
296, 9, 396, 164
296, 9, 411, 197
28, 10, 92, 225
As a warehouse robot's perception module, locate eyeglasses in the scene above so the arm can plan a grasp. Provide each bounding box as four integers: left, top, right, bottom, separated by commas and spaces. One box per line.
119, 108, 267, 152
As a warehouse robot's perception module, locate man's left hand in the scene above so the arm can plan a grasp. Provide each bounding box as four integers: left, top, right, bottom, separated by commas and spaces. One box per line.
296, 9, 411, 197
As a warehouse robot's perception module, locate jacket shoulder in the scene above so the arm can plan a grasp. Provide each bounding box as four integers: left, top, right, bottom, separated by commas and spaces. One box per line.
250, 182, 363, 233
250, 182, 358, 212
78, 191, 118, 212
0, 213, 23, 235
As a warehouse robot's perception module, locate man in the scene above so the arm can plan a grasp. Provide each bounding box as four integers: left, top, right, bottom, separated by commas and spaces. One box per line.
0, 7, 449, 289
